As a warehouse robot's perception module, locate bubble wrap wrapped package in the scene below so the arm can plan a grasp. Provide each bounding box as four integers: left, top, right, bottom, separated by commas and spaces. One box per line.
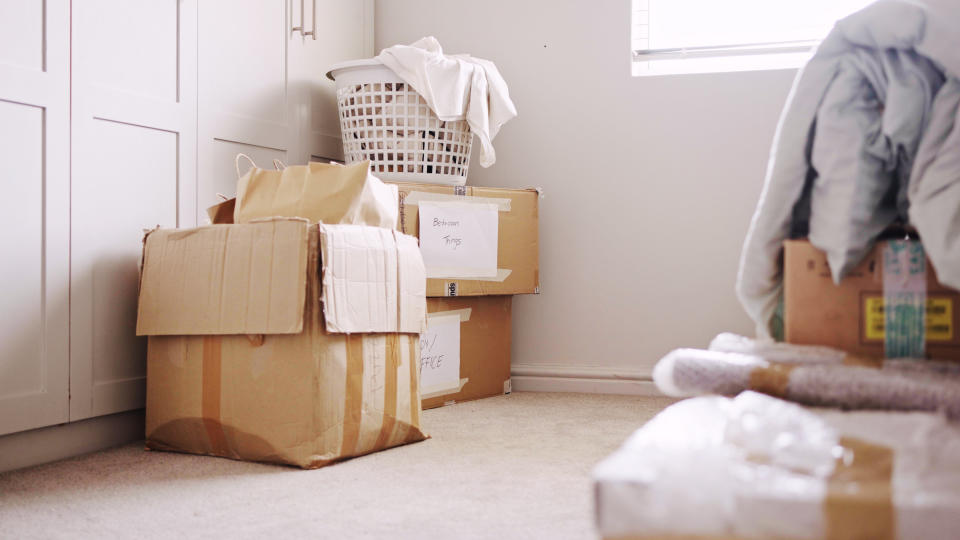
594, 392, 960, 540
653, 333, 960, 419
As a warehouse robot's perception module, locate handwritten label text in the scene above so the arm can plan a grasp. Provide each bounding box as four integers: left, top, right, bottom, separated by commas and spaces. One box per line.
418, 201, 499, 279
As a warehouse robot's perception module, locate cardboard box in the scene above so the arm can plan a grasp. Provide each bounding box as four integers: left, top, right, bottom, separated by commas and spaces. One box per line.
136, 218, 429, 468
392, 182, 539, 297
784, 239, 960, 360
420, 296, 512, 410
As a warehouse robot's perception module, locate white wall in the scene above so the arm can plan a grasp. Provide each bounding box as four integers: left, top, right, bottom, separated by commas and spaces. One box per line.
375, 1, 796, 383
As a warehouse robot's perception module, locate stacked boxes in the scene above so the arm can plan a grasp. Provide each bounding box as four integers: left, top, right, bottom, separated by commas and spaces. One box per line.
199, 166, 543, 411
390, 182, 540, 409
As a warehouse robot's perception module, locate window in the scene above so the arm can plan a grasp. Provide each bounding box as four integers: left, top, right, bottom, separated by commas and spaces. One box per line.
632, 0, 874, 76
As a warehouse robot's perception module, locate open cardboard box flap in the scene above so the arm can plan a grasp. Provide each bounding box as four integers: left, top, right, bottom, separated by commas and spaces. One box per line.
136, 218, 311, 336
319, 224, 426, 334
137, 218, 426, 337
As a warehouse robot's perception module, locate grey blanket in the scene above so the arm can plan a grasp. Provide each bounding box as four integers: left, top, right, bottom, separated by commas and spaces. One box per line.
737, 0, 960, 336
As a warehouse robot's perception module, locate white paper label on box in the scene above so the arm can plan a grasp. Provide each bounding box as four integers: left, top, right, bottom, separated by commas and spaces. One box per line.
420, 314, 461, 395
418, 201, 498, 278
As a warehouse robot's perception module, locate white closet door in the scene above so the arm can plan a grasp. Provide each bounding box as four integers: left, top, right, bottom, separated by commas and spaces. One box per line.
197, 0, 294, 220
292, 0, 374, 163
70, 0, 198, 420
0, 0, 70, 436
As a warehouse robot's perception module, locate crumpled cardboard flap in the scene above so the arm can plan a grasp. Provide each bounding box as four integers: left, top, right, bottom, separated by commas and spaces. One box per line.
137, 219, 310, 336
234, 160, 399, 229
319, 223, 426, 334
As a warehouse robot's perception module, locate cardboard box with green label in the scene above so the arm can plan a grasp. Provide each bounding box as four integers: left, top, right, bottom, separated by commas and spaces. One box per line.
784, 239, 960, 360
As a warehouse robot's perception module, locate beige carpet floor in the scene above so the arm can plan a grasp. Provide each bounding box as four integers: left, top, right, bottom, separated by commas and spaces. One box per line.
0, 392, 675, 540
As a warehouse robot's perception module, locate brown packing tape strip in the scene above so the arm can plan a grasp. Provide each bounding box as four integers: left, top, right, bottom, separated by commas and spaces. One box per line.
402, 190, 513, 211
841, 354, 884, 369
825, 437, 895, 540
601, 534, 745, 540
749, 356, 880, 401
340, 335, 364, 457
421, 378, 470, 400
373, 335, 400, 451
747, 363, 796, 398
201, 336, 229, 456
407, 337, 421, 441
426, 307, 472, 322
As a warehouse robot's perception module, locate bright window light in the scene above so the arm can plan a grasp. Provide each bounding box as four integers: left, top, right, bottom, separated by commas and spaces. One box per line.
632, 0, 875, 76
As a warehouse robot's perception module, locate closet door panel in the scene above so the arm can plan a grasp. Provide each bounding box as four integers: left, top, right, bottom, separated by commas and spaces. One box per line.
83, 0, 179, 102
0, 0, 70, 436
197, 0, 293, 217
298, 0, 374, 162
0, 1, 44, 71
73, 121, 178, 417
0, 102, 61, 436
201, 0, 287, 125
70, 0, 197, 420
0, 104, 44, 401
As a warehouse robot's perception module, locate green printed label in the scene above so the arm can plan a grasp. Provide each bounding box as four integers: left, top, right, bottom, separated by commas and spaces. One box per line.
882, 241, 926, 358
865, 297, 952, 342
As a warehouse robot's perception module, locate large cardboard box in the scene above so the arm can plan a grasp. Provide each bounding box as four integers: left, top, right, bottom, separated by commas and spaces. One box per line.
420, 296, 512, 410
784, 239, 960, 360
392, 182, 539, 297
136, 219, 429, 468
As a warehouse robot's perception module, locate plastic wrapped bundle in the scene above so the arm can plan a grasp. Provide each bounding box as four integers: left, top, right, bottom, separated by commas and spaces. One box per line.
653, 334, 960, 418
594, 392, 960, 539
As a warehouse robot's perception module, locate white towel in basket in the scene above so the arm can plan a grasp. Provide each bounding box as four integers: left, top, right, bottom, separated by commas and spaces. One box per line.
376, 36, 517, 168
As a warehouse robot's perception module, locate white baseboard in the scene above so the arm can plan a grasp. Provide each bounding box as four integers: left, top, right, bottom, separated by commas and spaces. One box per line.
0, 409, 144, 474
510, 363, 664, 396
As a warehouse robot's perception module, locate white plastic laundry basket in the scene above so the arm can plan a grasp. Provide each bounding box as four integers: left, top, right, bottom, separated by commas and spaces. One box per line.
327, 59, 472, 186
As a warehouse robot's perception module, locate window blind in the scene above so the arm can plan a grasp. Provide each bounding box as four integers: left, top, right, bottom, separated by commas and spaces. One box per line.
632, 0, 874, 60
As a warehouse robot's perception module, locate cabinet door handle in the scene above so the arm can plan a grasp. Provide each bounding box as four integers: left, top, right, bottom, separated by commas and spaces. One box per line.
291, 0, 305, 35
303, 0, 316, 40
